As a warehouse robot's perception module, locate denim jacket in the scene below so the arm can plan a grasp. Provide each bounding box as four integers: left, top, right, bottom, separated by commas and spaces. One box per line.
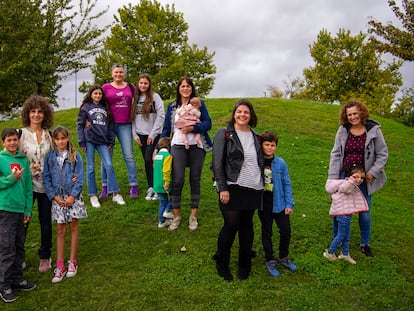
43, 150, 84, 200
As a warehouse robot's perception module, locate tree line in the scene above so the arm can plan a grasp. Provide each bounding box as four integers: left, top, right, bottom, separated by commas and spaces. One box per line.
1, 0, 413, 126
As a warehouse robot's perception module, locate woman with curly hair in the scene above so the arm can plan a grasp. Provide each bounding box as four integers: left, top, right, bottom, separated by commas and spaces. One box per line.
19, 95, 54, 272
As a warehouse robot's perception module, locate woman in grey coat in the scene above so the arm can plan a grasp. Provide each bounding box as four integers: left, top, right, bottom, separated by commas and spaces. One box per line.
328, 100, 388, 257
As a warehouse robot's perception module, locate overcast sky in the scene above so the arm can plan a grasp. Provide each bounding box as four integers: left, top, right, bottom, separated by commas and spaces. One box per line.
58, 0, 413, 109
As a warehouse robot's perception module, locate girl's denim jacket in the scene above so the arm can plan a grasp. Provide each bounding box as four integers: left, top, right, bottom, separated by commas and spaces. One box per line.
43, 150, 84, 200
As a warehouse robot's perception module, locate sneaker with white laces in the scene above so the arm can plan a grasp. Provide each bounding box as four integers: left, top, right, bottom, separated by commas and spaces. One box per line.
188, 216, 198, 231
0, 288, 16, 303
145, 187, 154, 201
152, 192, 159, 200
52, 267, 67, 283
158, 219, 172, 228
168, 216, 181, 231
338, 253, 357, 264
66, 261, 78, 277
112, 194, 126, 205
323, 249, 337, 261
90, 196, 101, 208
163, 211, 174, 219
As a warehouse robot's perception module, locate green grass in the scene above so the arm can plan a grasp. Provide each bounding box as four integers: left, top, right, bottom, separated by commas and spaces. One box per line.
1, 98, 413, 310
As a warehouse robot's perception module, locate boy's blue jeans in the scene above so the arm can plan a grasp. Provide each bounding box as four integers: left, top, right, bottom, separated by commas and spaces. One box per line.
158, 193, 172, 223
0, 211, 25, 290
329, 215, 352, 256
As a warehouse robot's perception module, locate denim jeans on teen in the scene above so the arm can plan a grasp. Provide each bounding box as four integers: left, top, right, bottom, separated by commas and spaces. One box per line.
101, 123, 137, 186
86, 142, 120, 195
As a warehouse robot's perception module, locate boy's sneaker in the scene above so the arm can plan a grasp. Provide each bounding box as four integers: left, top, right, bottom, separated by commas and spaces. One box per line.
145, 187, 154, 200
39, 258, 52, 272
11, 280, 36, 291
278, 257, 298, 271
52, 267, 67, 283
152, 192, 159, 200
265, 260, 280, 277
130, 186, 139, 198
66, 261, 78, 278
90, 196, 101, 208
99, 186, 108, 199
188, 216, 198, 231
0, 288, 16, 303
323, 249, 337, 261
360, 245, 374, 257
168, 216, 181, 231
338, 253, 357, 264
112, 194, 126, 205
163, 211, 174, 219
158, 219, 172, 228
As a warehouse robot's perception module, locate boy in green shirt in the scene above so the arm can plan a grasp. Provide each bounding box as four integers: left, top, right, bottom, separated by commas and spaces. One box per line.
0, 128, 36, 303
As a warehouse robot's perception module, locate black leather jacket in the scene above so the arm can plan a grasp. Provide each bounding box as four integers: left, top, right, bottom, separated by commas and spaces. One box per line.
212, 124, 264, 192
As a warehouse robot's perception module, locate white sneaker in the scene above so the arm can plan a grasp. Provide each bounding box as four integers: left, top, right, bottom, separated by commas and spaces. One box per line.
338, 253, 357, 264
112, 194, 126, 205
66, 261, 78, 277
158, 219, 172, 228
163, 211, 174, 219
188, 216, 198, 231
145, 187, 154, 201
90, 196, 101, 208
168, 216, 181, 231
152, 193, 159, 200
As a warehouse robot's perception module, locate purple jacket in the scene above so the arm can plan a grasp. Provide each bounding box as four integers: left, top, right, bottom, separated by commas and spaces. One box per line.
325, 177, 369, 216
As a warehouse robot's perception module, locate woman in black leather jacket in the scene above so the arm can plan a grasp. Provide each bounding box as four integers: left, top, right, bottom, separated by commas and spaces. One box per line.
212, 99, 264, 281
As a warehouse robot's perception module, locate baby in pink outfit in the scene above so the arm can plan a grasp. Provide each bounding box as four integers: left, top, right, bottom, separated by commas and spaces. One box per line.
175, 97, 202, 149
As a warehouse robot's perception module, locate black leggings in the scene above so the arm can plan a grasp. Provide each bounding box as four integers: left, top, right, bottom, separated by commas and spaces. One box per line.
138, 134, 159, 188
217, 209, 255, 262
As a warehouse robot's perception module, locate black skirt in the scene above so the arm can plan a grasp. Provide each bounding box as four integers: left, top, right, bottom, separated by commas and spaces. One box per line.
219, 184, 262, 211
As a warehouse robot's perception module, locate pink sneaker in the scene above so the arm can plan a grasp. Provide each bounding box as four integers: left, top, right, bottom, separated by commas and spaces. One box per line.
52, 267, 66, 283
66, 261, 78, 278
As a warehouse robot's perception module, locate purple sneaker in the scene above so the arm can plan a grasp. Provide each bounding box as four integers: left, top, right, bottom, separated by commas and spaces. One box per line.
99, 186, 108, 199
130, 186, 138, 198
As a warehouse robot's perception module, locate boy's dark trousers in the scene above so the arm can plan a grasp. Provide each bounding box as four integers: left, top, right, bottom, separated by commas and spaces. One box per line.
258, 204, 291, 261
0, 211, 25, 290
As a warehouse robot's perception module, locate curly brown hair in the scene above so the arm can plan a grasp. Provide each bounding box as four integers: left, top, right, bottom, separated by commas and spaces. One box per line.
339, 99, 369, 126
21, 95, 54, 129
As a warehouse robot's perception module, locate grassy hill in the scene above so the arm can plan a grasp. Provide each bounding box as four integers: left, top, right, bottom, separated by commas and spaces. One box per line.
1, 98, 413, 310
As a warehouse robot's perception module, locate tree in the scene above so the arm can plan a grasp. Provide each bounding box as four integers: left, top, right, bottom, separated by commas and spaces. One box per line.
0, 0, 108, 113
303, 29, 402, 115
392, 87, 414, 127
92, 0, 216, 100
368, 0, 414, 61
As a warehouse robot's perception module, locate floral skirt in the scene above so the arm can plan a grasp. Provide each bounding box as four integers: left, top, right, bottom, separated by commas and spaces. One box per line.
52, 195, 88, 224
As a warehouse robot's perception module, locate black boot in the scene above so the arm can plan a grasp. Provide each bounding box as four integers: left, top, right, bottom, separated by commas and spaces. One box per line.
212, 252, 233, 281
238, 252, 252, 280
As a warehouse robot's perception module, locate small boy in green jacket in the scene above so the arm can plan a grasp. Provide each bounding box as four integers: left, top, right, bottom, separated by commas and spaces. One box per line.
0, 128, 36, 303
153, 137, 173, 228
